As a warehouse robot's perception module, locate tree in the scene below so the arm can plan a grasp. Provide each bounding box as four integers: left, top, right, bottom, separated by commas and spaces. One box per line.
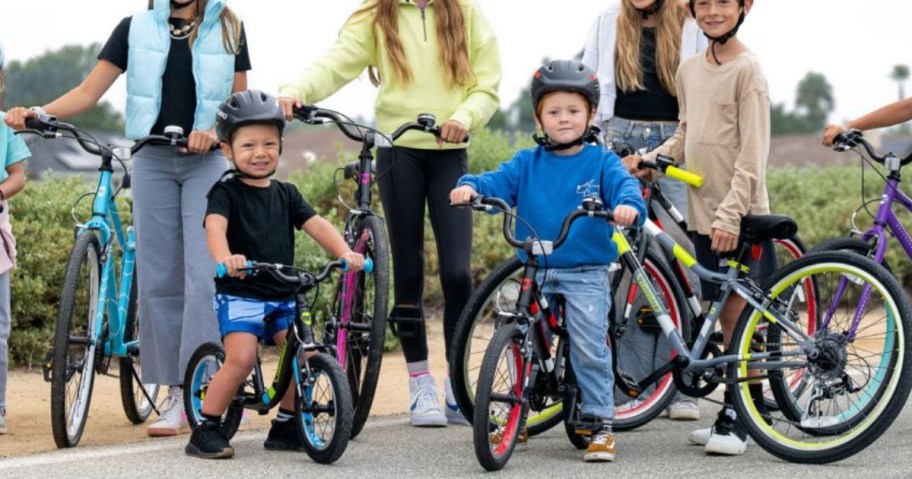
794, 71, 834, 132
4, 43, 124, 132
890, 64, 910, 101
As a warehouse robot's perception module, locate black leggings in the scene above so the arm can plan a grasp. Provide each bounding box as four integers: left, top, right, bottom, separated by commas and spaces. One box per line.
376, 146, 473, 363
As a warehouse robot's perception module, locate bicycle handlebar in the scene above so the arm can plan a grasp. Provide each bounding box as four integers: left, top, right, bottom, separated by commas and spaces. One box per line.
291, 105, 469, 147
216, 257, 374, 281
833, 129, 912, 168
457, 195, 614, 252
22, 114, 214, 159
638, 154, 704, 188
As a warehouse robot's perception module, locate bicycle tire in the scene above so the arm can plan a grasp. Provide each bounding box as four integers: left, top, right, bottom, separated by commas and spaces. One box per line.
50, 231, 102, 448
119, 265, 160, 424
296, 352, 353, 464
330, 214, 389, 439
473, 324, 527, 471
449, 256, 564, 436
807, 236, 891, 273
610, 249, 690, 431
183, 342, 243, 439
731, 251, 912, 463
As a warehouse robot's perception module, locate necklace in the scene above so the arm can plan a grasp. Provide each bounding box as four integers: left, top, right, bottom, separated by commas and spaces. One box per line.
168, 19, 197, 40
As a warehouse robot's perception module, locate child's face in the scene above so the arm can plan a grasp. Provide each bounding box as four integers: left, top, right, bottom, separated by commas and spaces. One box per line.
692, 0, 748, 36
222, 124, 281, 179
535, 91, 594, 147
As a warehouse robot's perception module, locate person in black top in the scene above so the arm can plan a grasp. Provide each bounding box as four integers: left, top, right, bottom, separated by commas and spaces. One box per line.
5, 0, 251, 437
185, 90, 363, 459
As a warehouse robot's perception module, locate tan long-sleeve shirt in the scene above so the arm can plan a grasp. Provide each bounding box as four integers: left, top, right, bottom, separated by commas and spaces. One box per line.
644, 50, 770, 235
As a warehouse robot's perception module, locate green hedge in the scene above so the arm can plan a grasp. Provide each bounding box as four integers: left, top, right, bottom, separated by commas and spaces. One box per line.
8, 135, 909, 367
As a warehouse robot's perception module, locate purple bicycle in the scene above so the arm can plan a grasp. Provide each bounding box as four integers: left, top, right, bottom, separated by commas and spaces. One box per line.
817, 129, 912, 268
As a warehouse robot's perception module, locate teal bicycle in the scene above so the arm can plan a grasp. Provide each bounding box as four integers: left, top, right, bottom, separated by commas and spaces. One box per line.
22, 115, 192, 447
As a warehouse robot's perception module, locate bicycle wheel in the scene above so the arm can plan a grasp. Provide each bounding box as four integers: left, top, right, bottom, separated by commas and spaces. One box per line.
473, 324, 528, 471
183, 342, 244, 439
329, 214, 388, 439
120, 266, 161, 424
449, 257, 563, 436
50, 231, 101, 448
610, 249, 690, 431
731, 251, 912, 463
296, 352, 353, 464
808, 236, 891, 273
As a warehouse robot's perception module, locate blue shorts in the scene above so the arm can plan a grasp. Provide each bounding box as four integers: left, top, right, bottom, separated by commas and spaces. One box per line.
214, 294, 295, 345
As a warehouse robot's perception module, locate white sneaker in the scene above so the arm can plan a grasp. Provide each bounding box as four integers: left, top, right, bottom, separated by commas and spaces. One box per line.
0, 407, 7, 435
409, 375, 447, 427
444, 377, 470, 426
700, 408, 748, 455
668, 399, 701, 420
688, 426, 712, 445
147, 386, 188, 437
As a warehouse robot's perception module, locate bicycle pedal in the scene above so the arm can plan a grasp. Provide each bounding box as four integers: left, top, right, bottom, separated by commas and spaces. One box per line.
388, 305, 423, 339
574, 428, 595, 437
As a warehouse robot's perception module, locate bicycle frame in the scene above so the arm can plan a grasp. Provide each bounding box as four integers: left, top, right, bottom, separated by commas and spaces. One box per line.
82, 149, 135, 360
616, 220, 816, 384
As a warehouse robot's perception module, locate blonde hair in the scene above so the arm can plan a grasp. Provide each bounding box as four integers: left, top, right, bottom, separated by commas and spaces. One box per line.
350, 0, 474, 89
615, 0, 686, 94
148, 0, 243, 54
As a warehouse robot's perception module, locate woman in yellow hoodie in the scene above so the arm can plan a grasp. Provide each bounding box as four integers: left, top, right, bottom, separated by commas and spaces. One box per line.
278, 0, 501, 428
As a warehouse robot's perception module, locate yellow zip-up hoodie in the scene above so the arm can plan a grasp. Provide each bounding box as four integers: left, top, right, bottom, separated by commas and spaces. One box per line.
279, 0, 501, 150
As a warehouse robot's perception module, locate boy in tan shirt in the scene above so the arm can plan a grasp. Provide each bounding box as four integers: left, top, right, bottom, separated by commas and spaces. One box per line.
623, 0, 770, 456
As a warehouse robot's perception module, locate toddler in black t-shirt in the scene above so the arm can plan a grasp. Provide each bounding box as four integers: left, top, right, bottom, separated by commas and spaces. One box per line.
185, 90, 363, 460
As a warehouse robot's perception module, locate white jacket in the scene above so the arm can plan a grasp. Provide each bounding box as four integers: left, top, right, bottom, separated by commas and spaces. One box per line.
582, 0, 707, 125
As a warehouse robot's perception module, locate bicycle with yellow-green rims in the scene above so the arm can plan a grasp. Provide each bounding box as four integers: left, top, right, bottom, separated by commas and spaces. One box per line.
462, 187, 912, 467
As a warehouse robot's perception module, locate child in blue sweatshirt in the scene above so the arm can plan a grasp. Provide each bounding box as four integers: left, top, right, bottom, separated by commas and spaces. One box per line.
450, 60, 646, 463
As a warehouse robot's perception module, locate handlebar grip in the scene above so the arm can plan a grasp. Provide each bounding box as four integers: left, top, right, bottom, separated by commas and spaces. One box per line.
24, 117, 47, 130
664, 166, 703, 188
340, 257, 374, 274
216, 261, 253, 278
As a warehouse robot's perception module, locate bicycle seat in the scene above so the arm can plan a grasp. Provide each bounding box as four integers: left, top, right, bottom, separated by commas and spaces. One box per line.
740, 214, 798, 244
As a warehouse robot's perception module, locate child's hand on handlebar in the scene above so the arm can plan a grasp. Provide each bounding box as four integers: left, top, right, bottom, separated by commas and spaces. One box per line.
822, 123, 848, 148
278, 96, 304, 121
437, 119, 468, 147
219, 254, 250, 279
621, 154, 655, 181
340, 251, 365, 272
449, 185, 477, 205
613, 205, 638, 227
184, 130, 218, 154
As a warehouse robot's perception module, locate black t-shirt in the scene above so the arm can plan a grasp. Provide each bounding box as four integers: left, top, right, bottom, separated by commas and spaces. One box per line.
614, 27, 679, 122
206, 178, 318, 300
98, 16, 252, 135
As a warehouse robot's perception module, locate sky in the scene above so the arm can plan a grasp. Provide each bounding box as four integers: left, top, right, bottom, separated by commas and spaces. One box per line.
1, 0, 910, 127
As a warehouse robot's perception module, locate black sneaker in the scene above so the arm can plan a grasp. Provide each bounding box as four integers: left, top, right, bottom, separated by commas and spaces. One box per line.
185, 421, 234, 459
264, 419, 304, 451
703, 408, 747, 455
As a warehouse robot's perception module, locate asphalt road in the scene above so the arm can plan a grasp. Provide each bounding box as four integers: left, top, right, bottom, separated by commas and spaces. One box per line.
3, 399, 912, 479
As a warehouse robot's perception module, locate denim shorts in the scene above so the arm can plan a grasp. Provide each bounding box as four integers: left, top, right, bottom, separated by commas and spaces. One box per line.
214, 294, 295, 344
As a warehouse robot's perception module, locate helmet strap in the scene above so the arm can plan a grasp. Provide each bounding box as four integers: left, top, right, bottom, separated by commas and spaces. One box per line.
533, 126, 602, 152
702, 10, 745, 65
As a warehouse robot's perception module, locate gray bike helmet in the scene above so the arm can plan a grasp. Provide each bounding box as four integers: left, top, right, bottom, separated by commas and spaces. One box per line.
530, 60, 599, 113
215, 90, 285, 143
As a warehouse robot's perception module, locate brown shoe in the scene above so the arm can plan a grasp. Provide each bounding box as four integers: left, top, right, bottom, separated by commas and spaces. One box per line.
584, 429, 616, 462
490, 426, 529, 448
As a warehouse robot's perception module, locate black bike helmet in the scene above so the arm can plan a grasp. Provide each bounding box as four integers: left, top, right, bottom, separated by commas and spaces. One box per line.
215, 90, 285, 143
530, 60, 599, 113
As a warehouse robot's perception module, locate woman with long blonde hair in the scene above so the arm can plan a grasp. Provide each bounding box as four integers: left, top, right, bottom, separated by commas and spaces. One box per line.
582, 0, 705, 421
6, 0, 251, 439
279, 0, 501, 429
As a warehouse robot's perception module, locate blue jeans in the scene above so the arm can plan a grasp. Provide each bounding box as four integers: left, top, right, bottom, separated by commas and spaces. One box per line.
536, 265, 614, 419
